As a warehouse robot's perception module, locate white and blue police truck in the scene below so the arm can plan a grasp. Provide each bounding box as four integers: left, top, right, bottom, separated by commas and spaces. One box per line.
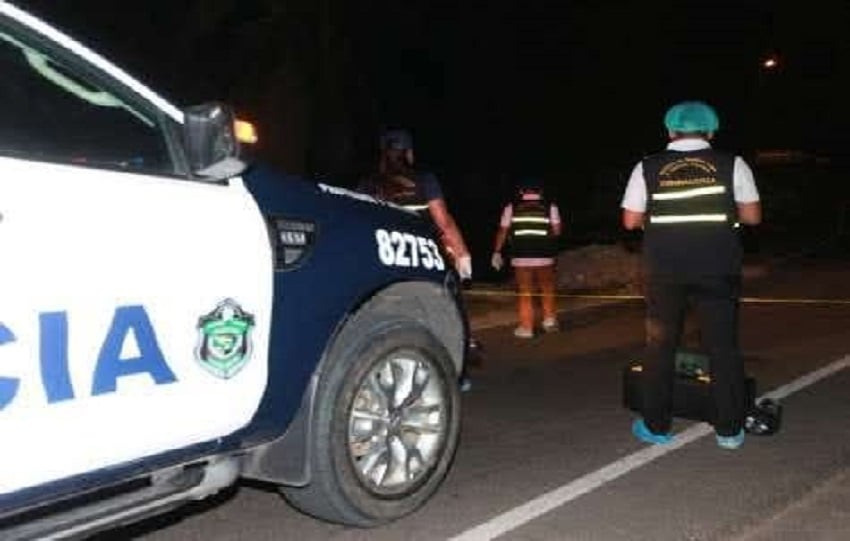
0, 2, 468, 538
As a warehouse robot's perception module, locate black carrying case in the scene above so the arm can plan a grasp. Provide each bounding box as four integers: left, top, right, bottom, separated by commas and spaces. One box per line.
623, 350, 756, 423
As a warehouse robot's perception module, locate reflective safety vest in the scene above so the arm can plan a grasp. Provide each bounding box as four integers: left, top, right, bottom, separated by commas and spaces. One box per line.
643, 148, 742, 277
363, 173, 430, 217
389, 174, 430, 216
508, 196, 557, 258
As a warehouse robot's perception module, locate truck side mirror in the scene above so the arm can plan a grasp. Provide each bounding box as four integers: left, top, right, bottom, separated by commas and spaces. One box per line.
183, 102, 246, 180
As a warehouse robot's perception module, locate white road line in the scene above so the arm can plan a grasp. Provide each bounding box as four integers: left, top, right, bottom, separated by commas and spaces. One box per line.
448, 354, 850, 541
760, 356, 850, 401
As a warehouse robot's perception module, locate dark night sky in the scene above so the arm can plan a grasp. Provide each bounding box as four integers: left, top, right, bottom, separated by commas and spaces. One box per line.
17, 1, 850, 259
21, 1, 850, 166
350, 1, 847, 168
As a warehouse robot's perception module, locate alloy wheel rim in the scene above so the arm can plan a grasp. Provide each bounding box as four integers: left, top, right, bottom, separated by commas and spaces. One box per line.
348, 350, 447, 495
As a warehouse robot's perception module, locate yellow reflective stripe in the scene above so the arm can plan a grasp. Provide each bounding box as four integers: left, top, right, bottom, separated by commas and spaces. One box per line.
514, 230, 549, 236
651, 185, 726, 200
649, 214, 728, 224
511, 216, 550, 224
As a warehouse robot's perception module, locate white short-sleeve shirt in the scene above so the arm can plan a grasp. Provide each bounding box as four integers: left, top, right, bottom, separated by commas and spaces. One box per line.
621, 138, 760, 212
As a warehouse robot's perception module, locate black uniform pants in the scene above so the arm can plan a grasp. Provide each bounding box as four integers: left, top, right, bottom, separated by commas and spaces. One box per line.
642, 275, 746, 437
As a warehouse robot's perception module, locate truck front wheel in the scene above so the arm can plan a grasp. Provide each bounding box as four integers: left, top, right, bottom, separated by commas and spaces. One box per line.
281, 315, 461, 527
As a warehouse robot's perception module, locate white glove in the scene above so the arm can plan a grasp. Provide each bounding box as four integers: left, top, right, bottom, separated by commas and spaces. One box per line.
491, 252, 503, 271
456, 255, 473, 280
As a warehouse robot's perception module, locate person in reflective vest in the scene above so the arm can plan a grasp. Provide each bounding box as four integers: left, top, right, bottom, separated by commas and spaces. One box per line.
491, 177, 562, 338
358, 128, 472, 280
620, 101, 762, 450
358, 127, 476, 391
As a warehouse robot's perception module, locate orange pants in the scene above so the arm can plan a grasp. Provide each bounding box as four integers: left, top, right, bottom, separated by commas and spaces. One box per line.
514, 265, 557, 331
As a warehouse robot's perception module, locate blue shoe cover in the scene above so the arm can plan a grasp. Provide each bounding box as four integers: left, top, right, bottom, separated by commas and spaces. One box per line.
716, 430, 745, 450
632, 419, 674, 445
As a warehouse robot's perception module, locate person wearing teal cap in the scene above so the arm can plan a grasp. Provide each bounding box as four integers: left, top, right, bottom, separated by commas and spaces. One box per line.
663, 100, 720, 133
620, 100, 762, 450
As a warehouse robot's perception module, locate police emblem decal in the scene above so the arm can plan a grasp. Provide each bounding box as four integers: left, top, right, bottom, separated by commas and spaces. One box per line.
195, 299, 255, 379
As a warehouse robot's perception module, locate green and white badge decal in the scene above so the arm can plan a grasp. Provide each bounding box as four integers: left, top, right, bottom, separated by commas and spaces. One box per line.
195, 299, 255, 379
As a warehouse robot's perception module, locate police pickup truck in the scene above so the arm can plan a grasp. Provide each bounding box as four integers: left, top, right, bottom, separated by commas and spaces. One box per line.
0, 3, 467, 538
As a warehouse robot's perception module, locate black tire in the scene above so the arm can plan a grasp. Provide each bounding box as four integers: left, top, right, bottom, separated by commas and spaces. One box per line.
281, 313, 461, 527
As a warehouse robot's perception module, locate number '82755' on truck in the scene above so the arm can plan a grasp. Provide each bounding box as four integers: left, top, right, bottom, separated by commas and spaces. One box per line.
0, 2, 468, 538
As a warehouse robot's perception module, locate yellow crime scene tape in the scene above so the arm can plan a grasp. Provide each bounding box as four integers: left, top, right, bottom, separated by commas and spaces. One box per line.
463, 289, 850, 306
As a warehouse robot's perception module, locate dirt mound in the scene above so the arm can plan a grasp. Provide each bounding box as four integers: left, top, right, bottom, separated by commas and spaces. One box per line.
556, 244, 642, 293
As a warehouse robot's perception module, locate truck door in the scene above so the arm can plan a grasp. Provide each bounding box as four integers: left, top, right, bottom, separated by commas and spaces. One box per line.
0, 22, 273, 495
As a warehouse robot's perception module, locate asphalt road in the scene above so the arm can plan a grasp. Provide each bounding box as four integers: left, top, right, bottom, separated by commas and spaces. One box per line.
100, 259, 850, 541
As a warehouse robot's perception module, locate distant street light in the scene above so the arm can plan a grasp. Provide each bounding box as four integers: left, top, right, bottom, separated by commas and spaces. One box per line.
762, 56, 779, 70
